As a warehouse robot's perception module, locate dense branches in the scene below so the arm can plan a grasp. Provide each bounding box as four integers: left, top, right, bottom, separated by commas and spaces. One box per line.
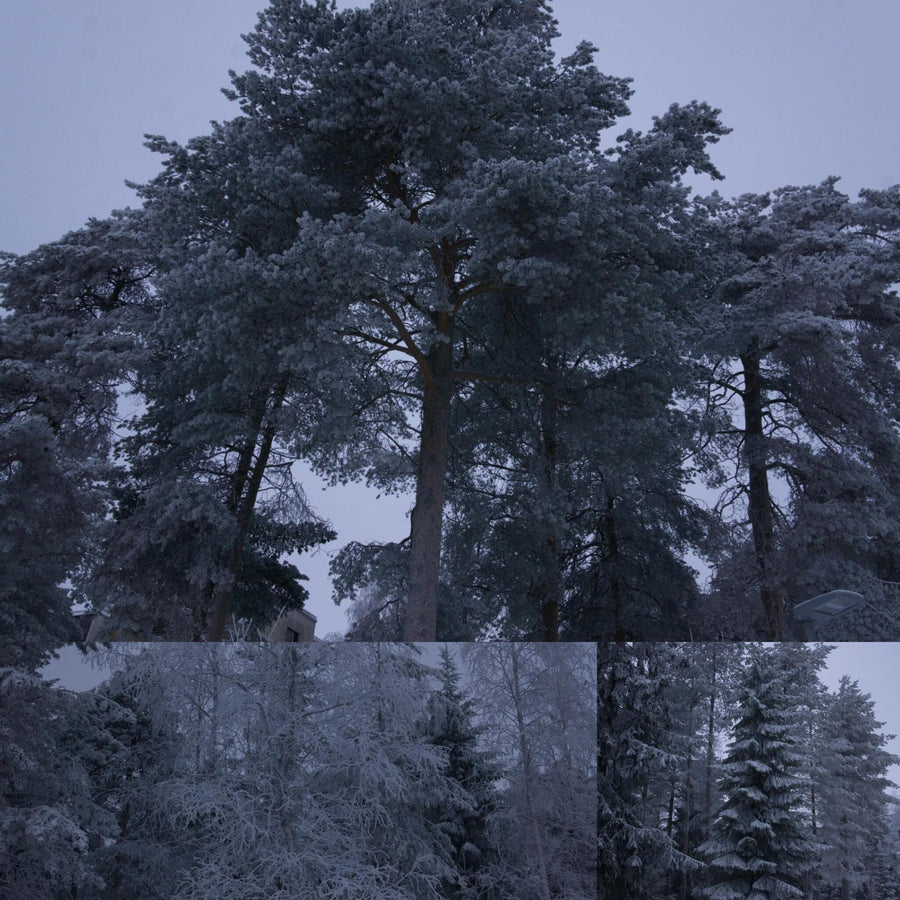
1, 644, 595, 899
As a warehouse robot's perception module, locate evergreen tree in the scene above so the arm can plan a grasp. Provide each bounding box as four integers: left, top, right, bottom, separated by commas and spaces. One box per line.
0, 215, 154, 659
223, 0, 730, 640
424, 646, 501, 898
664, 644, 745, 900
699, 645, 818, 899
89, 117, 341, 640
597, 642, 696, 900
0, 665, 130, 899
692, 182, 900, 638
816, 676, 898, 899
434, 101, 725, 641
88, 659, 189, 900
874, 803, 900, 900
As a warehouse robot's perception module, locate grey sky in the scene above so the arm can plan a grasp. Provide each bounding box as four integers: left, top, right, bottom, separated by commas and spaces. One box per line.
3, 1, 899, 633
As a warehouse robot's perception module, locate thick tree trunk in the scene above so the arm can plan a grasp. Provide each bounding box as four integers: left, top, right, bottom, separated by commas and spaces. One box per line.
226, 384, 271, 512
404, 329, 453, 641
192, 386, 272, 640
740, 349, 785, 639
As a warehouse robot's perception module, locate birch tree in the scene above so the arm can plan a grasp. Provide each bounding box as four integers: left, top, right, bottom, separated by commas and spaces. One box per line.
464, 642, 596, 899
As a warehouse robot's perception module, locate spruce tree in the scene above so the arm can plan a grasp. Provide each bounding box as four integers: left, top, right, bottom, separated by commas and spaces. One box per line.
816, 676, 899, 899
699, 645, 818, 899
424, 646, 500, 898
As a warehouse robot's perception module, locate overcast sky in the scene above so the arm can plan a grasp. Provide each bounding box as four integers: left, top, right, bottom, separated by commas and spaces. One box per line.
3, 0, 899, 633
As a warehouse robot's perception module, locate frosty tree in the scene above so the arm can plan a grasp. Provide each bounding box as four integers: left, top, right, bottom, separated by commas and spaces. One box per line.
597, 642, 703, 900
9, 643, 595, 898
422, 646, 502, 899
0, 216, 155, 659
692, 182, 900, 639
815, 676, 898, 899
465, 642, 597, 899
215, 0, 726, 640
699, 645, 819, 899
2, 0, 899, 642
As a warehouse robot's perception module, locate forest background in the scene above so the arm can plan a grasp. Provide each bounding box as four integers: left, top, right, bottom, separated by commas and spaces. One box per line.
3, 641, 597, 899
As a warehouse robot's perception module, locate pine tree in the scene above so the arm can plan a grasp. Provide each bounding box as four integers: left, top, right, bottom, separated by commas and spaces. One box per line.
436, 102, 726, 641
699, 645, 818, 899
0, 215, 154, 659
222, 0, 731, 640
692, 182, 900, 638
90, 119, 341, 639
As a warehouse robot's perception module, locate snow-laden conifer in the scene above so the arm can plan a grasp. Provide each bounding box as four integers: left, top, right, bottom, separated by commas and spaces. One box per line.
815, 675, 899, 898
699, 645, 818, 899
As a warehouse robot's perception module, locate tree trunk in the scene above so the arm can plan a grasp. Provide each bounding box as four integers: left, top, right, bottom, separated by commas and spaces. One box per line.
193, 388, 271, 639
535, 366, 564, 640
666, 782, 676, 837
680, 704, 695, 900
705, 647, 717, 831
604, 495, 627, 640
740, 348, 785, 639
404, 319, 453, 641
208, 375, 289, 641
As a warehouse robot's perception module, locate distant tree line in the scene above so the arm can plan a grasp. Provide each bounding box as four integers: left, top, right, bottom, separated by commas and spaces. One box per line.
2, 0, 900, 644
